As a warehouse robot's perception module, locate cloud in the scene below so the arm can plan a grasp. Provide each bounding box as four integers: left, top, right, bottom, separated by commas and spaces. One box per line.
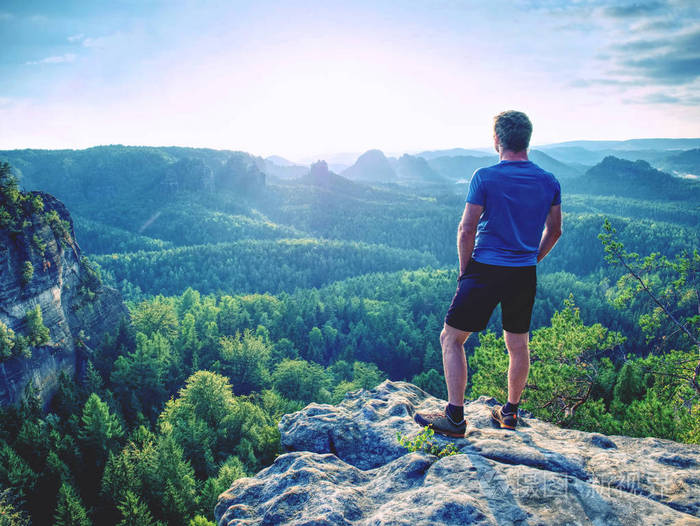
614, 39, 667, 52
25, 53, 77, 65
82, 36, 110, 48
624, 91, 700, 105
615, 27, 700, 84
569, 0, 700, 95
637, 93, 680, 104
614, 26, 700, 54
567, 77, 639, 88
624, 55, 700, 84
603, 2, 664, 18
0, 12, 14, 21
567, 79, 593, 88
65, 33, 112, 48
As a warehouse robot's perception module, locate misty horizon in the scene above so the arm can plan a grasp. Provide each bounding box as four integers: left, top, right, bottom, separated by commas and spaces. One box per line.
3, 137, 700, 169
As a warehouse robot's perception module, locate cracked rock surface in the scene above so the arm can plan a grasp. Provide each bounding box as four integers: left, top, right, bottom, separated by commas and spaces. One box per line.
216, 380, 700, 525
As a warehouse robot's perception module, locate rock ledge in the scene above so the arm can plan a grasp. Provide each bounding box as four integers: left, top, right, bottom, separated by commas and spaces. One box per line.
216, 380, 700, 525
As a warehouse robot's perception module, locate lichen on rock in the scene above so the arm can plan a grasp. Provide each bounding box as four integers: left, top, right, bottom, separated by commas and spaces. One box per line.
216, 380, 700, 525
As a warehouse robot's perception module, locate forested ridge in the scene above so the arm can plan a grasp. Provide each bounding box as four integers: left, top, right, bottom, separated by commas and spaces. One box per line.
0, 146, 698, 525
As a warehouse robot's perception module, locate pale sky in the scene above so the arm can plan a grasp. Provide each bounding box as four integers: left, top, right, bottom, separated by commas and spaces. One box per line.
1, 0, 699, 161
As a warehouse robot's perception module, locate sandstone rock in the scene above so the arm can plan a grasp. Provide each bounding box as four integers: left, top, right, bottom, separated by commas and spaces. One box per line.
0, 191, 128, 407
216, 380, 700, 525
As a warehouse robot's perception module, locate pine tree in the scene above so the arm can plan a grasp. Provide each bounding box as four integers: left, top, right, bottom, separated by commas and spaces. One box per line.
271, 358, 328, 403
53, 483, 91, 526
197, 455, 245, 518
84, 361, 104, 396
613, 360, 645, 405
218, 329, 271, 395
78, 393, 123, 468
412, 368, 447, 399
116, 491, 164, 526
0, 443, 38, 503
307, 326, 324, 363
25, 305, 49, 347
189, 515, 216, 526
153, 432, 197, 525
0, 488, 30, 526
0, 321, 15, 360
21, 261, 34, 285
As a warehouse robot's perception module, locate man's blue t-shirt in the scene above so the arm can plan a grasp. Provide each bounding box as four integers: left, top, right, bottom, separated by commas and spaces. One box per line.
466, 160, 561, 266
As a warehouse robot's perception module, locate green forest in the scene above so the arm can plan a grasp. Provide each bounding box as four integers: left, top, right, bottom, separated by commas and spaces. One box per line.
0, 146, 698, 525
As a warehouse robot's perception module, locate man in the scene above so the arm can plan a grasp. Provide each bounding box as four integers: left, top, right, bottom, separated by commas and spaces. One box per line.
415, 110, 562, 437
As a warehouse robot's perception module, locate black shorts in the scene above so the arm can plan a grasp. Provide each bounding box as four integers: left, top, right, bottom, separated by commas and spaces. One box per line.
444, 258, 536, 334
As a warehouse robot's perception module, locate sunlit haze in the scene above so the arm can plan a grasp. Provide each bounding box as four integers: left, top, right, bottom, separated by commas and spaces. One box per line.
1, 0, 699, 161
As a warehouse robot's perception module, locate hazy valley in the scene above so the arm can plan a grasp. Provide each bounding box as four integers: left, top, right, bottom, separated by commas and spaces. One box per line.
0, 138, 698, 525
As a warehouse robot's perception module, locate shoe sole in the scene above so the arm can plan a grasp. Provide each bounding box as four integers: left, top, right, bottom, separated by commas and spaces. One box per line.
491, 409, 517, 430
428, 425, 466, 438
496, 422, 516, 430
414, 414, 466, 438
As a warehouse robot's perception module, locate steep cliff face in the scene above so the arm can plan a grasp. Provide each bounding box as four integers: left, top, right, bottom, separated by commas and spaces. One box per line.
0, 191, 128, 407
216, 381, 700, 525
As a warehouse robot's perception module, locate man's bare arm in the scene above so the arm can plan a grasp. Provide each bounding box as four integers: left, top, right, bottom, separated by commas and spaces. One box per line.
537, 204, 562, 263
458, 203, 483, 276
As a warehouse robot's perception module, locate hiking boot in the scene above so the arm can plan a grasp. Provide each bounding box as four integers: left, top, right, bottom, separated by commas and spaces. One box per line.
491, 405, 518, 430
414, 404, 466, 438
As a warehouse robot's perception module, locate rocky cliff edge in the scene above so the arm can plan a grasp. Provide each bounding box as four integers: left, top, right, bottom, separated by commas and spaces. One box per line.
216, 380, 700, 525
0, 191, 128, 407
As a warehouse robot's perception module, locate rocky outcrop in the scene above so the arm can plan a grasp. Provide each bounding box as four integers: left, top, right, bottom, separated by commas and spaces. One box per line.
0, 191, 128, 407
216, 155, 266, 195
216, 381, 700, 525
161, 157, 215, 194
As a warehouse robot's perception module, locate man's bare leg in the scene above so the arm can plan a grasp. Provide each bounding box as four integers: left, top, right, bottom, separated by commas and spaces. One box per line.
440, 323, 471, 407
504, 331, 530, 404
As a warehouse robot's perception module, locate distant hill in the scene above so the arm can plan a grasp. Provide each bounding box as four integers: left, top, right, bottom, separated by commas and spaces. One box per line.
393, 154, 446, 183
299, 151, 362, 168
658, 149, 700, 178
538, 138, 700, 151
569, 156, 700, 202
535, 146, 602, 166
264, 156, 308, 179
265, 155, 299, 167
417, 147, 491, 160
342, 149, 397, 182
296, 147, 580, 184
528, 150, 585, 178
537, 146, 672, 167
0, 145, 266, 208
0, 145, 459, 262
427, 155, 496, 181
536, 139, 700, 168
426, 150, 581, 181
0, 146, 298, 251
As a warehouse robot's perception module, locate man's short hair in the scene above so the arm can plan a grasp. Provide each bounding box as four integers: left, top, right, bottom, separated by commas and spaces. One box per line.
494, 111, 532, 152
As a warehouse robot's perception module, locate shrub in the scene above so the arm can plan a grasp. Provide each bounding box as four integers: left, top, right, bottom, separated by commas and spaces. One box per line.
21, 261, 33, 285
396, 427, 459, 458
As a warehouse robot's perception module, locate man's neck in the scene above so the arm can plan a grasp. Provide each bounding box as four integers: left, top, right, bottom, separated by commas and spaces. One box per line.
499, 149, 529, 161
